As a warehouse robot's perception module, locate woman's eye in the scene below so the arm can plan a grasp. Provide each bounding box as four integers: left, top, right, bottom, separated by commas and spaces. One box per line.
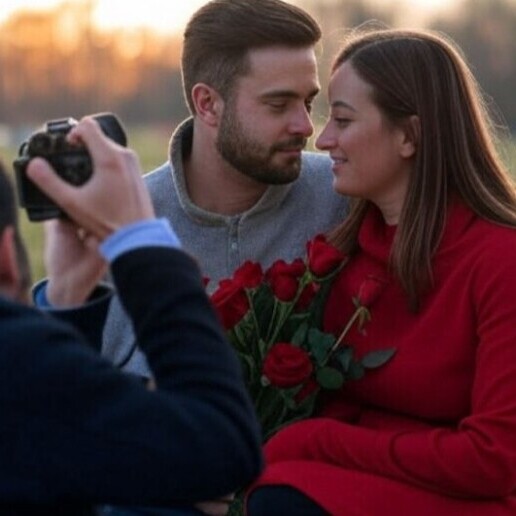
334, 117, 351, 127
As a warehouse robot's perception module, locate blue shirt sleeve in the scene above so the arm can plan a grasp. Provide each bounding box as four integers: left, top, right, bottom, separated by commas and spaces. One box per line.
34, 218, 181, 309
100, 218, 181, 262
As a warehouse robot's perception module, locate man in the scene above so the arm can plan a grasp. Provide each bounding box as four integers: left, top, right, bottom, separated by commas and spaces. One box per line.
0, 118, 262, 515
101, 0, 349, 375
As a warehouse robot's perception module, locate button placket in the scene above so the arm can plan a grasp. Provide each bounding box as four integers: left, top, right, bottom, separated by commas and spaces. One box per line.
228, 217, 241, 270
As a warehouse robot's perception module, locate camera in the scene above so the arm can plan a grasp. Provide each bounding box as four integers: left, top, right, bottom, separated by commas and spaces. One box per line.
13, 112, 127, 221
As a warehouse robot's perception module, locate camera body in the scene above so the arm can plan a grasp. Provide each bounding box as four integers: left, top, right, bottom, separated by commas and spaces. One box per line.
13, 113, 127, 221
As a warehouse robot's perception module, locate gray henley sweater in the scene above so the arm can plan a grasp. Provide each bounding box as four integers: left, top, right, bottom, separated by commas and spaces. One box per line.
101, 118, 349, 376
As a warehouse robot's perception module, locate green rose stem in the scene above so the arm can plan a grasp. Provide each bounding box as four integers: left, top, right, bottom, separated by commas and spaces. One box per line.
233, 325, 248, 353
328, 306, 370, 357
246, 289, 261, 336
258, 387, 290, 440
246, 292, 263, 364
266, 274, 312, 344
265, 300, 280, 343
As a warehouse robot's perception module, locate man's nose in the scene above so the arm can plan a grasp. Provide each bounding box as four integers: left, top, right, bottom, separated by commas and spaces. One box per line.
288, 106, 314, 137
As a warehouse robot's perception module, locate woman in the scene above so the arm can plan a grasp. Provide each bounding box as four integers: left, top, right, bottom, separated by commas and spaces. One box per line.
246, 28, 516, 515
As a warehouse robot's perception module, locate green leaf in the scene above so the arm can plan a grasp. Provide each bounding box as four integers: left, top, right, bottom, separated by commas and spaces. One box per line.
280, 389, 299, 410
238, 353, 257, 383
292, 387, 319, 411
348, 360, 365, 380
258, 387, 290, 434
307, 328, 336, 365
232, 316, 257, 351
252, 285, 275, 337
361, 348, 396, 369
263, 395, 318, 441
316, 367, 345, 389
334, 346, 354, 372
257, 339, 270, 359
280, 314, 308, 346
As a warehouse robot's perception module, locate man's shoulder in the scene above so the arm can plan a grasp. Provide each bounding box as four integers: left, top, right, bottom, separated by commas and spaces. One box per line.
143, 163, 177, 210
144, 162, 172, 188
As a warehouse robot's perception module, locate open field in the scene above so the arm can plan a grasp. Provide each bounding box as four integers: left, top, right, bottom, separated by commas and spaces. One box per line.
1, 128, 515, 282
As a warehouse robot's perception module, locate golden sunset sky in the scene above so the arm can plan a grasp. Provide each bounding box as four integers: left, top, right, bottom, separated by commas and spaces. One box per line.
1, 0, 456, 33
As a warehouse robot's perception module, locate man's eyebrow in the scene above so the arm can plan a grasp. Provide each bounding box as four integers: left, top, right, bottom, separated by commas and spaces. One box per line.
331, 100, 357, 111
260, 88, 320, 100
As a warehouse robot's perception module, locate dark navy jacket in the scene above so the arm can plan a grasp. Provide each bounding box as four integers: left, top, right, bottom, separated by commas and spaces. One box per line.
0, 247, 263, 514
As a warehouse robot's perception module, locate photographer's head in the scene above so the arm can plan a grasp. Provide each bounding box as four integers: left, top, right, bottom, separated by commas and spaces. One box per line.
0, 162, 32, 303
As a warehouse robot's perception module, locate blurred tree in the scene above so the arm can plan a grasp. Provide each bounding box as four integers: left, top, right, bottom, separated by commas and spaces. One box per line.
0, 0, 513, 131
429, 0, 516, 129
0, 1, 188, 126
295, 0, 396, 127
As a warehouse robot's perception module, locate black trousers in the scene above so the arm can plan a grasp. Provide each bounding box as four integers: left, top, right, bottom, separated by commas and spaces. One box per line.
247, 485, 328, 516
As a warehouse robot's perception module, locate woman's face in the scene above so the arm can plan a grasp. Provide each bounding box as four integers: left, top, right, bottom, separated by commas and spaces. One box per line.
316, 61, 415, 224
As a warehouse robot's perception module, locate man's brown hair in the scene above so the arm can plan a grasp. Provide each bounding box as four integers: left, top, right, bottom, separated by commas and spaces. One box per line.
181, 0, 321, 114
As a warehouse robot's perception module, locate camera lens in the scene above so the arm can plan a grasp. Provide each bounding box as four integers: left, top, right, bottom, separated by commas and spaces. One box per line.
28, 133, 54, 156
59, 154, 92, 186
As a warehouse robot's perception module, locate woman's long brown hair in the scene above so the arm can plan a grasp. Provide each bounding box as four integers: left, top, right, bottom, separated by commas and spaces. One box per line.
328, 28, 516, 311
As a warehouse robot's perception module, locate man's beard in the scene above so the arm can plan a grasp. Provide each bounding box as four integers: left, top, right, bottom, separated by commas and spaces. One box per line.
216, 105, 307, 185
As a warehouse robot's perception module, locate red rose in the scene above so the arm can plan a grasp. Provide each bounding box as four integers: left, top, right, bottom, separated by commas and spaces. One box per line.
262, 342, 313, 388
294, 282, 319, 312
306, 234, 347, 278
233, 261, 264, 289
211, 278, 250, 330
356, 275, 387, 307
210, 261, 262, 329
266, 259, 306, 302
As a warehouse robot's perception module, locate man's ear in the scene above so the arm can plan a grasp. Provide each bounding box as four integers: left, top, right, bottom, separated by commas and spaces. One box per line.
399, 115, 420, 159
191, 83, 224, 127
0, 226, 22, 301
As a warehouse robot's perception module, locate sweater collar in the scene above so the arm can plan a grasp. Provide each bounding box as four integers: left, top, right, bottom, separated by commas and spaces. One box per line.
358, 199, 476, 262
167, 118, 294, 225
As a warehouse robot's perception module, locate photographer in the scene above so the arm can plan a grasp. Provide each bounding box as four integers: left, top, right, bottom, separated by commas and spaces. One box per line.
0, 117, 263, 515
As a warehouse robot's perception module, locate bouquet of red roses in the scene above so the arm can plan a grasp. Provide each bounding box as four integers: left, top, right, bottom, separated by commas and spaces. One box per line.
209, 234, 395, 442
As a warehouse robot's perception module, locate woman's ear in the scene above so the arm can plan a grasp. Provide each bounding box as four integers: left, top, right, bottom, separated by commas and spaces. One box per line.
191, 83, 224, 127
0, 226, 23, 302
399, 115, 420, 159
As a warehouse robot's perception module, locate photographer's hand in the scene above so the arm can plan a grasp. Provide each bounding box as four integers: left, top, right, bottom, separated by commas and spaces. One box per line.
44, 219, 107, 307
26, 116, 155, 241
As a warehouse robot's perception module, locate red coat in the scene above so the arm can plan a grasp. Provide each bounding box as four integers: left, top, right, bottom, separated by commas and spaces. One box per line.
251, 201, 516, 514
